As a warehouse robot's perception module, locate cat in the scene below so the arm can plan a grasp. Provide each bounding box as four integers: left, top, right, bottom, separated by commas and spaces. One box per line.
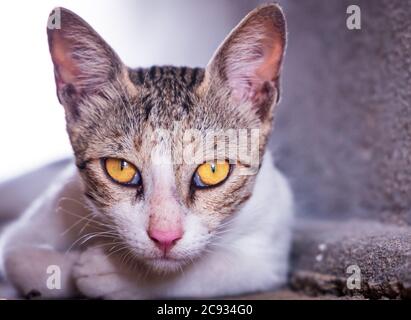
0, 4, 293, 299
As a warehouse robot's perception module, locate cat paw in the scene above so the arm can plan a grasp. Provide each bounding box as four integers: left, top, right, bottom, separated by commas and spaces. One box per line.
3, 246, 79, 299
73, 246, 141, 299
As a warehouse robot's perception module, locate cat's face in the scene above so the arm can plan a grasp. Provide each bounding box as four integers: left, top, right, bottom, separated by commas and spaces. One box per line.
47, 5, 286, 272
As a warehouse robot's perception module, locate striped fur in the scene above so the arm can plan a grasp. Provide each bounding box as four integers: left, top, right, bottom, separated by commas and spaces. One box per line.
0, 4, 293, 299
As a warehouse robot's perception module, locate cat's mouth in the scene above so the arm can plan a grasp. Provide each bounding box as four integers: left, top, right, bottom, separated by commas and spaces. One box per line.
148, 257, 182, 262
145, 256, 189, 272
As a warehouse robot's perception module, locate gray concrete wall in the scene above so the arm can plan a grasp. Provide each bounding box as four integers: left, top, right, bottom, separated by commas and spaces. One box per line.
271, 0, 411, 224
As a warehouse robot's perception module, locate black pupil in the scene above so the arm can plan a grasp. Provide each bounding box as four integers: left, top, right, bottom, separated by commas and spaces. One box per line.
211, 163, 216, 173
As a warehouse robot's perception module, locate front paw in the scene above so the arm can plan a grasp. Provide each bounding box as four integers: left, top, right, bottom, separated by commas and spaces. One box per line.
4, 247, 79, 299
73, 246, 141, 299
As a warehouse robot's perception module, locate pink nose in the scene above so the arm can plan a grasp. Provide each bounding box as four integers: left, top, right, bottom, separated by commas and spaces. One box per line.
148, 229, 183, 253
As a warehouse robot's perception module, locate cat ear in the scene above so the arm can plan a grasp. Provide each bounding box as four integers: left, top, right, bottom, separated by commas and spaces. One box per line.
47, 7, 123, 104
205, 4, 286, 115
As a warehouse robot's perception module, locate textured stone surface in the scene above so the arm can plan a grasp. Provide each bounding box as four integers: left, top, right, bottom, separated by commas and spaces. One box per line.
290, 218, 411, 299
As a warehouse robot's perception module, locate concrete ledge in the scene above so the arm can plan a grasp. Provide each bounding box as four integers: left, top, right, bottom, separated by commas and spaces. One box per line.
1, 217, 410, 299
290, 218, 411, 299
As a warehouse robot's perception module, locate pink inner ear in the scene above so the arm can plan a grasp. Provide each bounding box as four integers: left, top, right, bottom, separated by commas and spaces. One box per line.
256, 34, 283, 82
226, 22, 283, 104
51, 33, 80, 89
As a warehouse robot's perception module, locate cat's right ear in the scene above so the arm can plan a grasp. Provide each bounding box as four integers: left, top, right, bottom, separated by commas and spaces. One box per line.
47, 7, 123, 110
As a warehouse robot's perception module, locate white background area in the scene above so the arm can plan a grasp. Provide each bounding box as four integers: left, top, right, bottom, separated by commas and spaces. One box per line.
0, 0, 255, 183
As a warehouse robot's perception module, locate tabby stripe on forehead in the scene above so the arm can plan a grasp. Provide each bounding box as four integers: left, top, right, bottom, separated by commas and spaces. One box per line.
180, 67, 187, 81
188, 67, 200, 89
128, 68, 145, 85
148, 66, 155, 80
182, 102, 190, 113
168, 67, 176, 76
149, 66, 163, 82
141, 94, 154, 120
137, 68, 145, 84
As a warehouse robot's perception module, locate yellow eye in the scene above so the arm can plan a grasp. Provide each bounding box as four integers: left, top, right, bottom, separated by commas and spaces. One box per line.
194, 160, 230, 188
104, 158, 141, 185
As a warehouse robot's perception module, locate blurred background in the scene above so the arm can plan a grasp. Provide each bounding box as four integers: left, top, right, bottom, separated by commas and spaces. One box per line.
1, 0, 410, 225
2, 0, 411, 299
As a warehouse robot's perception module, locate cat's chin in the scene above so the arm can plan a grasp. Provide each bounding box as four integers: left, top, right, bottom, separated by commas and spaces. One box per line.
144, 257, 189, 274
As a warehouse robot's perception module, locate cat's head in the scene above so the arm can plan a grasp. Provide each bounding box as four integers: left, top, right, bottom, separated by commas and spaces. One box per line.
47, 5, 286, 273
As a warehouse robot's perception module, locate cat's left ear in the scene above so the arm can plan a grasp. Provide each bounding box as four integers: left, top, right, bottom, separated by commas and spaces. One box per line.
204, 4, 286, 118
47, 7, 124, 105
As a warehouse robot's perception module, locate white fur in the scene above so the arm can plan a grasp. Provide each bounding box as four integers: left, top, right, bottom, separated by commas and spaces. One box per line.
0, 152, 293, 299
